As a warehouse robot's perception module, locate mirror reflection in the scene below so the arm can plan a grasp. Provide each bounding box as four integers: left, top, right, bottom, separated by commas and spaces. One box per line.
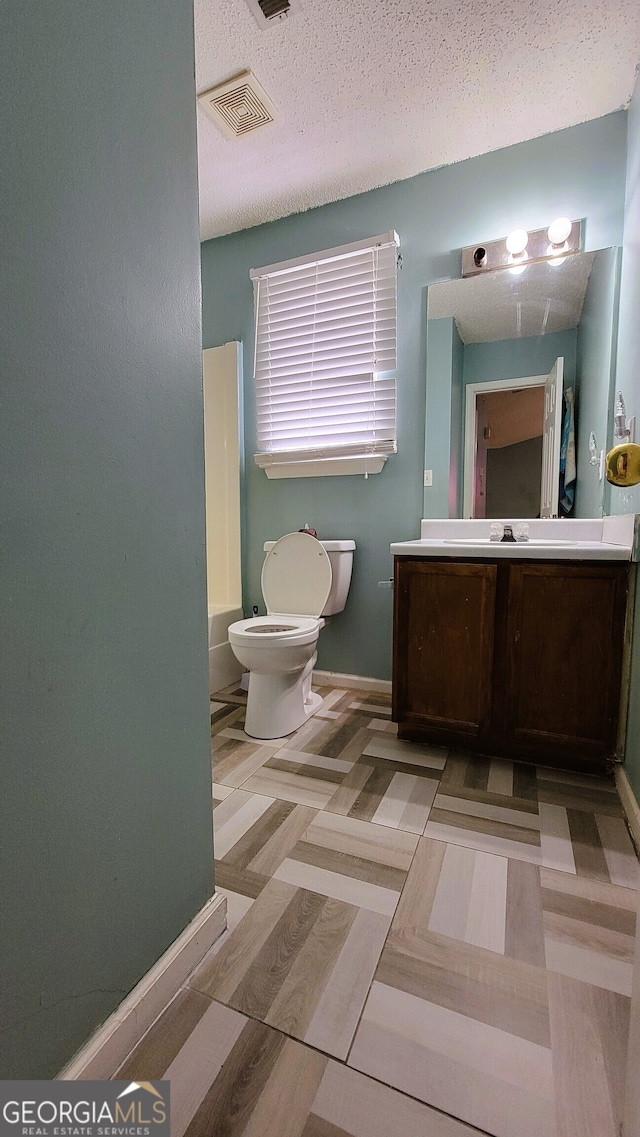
426, 248, 620, 519
474, 383, 545, 517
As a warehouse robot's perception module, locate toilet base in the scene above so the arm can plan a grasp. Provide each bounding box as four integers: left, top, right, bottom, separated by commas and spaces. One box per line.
244, 657, 322, 739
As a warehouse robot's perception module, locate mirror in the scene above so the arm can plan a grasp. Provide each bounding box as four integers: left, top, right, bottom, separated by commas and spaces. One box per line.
425, 247, 621, 519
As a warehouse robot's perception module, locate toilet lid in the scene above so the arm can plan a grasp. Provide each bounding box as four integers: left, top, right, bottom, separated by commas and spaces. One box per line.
261, 532, 332, 617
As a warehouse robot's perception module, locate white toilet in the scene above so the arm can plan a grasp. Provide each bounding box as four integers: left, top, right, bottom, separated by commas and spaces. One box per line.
228, 533, 355, 740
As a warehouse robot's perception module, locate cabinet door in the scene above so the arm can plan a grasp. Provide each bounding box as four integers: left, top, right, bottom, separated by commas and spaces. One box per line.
505, 563, 627, 761
393, 559, 497, 734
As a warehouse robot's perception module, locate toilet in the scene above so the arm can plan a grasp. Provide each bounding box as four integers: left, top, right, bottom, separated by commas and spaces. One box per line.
228, 533, 355, 739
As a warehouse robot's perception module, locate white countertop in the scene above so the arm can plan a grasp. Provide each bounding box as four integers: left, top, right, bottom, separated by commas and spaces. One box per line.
390, 516, 635, 561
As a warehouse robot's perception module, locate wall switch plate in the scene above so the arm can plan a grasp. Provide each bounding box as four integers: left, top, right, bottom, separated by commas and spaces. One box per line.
424, 469, 433, 487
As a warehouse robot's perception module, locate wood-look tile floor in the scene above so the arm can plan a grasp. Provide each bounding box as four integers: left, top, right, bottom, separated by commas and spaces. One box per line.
117, 682, 640, 1137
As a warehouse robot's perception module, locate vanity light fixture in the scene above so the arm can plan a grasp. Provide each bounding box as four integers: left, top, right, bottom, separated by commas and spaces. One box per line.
462, 219, 583, 276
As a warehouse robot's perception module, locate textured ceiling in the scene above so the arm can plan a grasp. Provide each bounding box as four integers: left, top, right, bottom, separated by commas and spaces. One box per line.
194, 0, 640, 240
427, 252, 596, 342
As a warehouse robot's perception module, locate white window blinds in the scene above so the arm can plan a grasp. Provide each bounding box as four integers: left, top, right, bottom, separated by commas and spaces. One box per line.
251, 232, 399, 478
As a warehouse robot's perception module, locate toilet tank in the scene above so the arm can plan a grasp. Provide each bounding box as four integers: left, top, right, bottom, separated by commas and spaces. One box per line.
263, 538, 355, 616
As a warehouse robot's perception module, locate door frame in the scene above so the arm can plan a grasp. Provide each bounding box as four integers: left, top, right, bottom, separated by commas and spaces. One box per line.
462, 373, 547, 518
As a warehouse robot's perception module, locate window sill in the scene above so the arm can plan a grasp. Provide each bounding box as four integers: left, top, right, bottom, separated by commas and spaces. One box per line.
254, 453, 390, 479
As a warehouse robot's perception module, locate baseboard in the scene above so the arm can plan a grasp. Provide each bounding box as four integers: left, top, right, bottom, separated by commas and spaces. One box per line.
58, 891, 227, 1080
616, 766, 640, 853
313, 669, 392, 694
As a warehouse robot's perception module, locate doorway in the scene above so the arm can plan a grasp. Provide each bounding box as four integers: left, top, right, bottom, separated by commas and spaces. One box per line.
475, 386, 544, 516
462, 358, 564, 518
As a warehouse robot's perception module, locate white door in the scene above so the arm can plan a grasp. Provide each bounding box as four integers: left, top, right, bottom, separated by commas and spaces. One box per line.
540, 356, 564, 518
474, 398, 490, 518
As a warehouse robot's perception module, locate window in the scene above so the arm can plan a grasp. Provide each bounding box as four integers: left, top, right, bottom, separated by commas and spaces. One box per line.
251, 231, 399, 478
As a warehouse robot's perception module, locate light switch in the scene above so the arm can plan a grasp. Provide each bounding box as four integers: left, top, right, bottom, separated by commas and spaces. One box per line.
424, 469, 433, 487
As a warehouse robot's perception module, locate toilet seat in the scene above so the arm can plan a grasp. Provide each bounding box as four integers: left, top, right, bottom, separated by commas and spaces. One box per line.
229, 533, 332, 648
228, 613, 320, 647
261, 532, 332, 617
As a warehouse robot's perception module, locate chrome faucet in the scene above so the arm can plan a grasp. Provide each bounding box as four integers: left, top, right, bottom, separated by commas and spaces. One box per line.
500, 525, 517, 543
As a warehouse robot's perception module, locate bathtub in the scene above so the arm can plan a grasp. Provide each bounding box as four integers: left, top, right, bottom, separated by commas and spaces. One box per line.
208, 603, 244, 696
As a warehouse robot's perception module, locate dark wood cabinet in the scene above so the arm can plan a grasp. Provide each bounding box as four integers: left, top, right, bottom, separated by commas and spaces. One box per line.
394, 561, 497, 735
392, 556, 630, 774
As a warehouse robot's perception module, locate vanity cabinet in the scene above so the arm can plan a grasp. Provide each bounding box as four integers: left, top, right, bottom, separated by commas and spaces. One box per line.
392, 557, 630, 773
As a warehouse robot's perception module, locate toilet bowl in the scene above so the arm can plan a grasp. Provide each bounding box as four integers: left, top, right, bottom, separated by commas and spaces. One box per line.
228, 533, 355, 739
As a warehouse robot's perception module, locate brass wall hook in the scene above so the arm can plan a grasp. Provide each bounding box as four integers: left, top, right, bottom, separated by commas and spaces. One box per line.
605, 442, 640, 487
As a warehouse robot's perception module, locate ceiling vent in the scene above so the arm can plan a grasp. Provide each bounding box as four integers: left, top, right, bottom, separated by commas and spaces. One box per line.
245, 0, 302, 26
197, 71, 277, 139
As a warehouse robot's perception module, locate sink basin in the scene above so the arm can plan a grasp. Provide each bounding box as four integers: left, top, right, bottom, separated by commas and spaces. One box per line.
442, 538, 576, 546
389, 516, 634, 561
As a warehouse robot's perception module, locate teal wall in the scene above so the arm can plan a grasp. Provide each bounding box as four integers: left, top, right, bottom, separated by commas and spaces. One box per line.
611, 77, 640, 519
424, 318, 464, 518
462, 329, 577, 389
612, 76, 640, 801
450, 323, 465, 517
201, 112, 628, 681
0, 2, 214, 1076
575, 247, 621, 518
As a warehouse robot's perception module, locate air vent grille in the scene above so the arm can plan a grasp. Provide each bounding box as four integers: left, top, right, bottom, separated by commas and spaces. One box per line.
211, 84, 272, 136
197, 71, 277, 140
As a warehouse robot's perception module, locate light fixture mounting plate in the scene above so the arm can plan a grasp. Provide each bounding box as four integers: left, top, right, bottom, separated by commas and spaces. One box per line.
462, 220, 583, 277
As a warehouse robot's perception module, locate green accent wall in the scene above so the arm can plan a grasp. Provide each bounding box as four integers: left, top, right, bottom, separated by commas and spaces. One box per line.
0, 1, 214, 1077
462, 329, 577, 389
425, 318, 464, 518
449, 322, 465, 518
612, 76, 640, 801
611, 78, 640, 520
575, 247, 621, 518
202, 112, 627, 680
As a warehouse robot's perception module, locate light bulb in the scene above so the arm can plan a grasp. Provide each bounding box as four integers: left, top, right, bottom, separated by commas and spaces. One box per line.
547, 217, 572, 246
548, 255, 566, 267
508, 249, 528, 274
506, 229, 529, 255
